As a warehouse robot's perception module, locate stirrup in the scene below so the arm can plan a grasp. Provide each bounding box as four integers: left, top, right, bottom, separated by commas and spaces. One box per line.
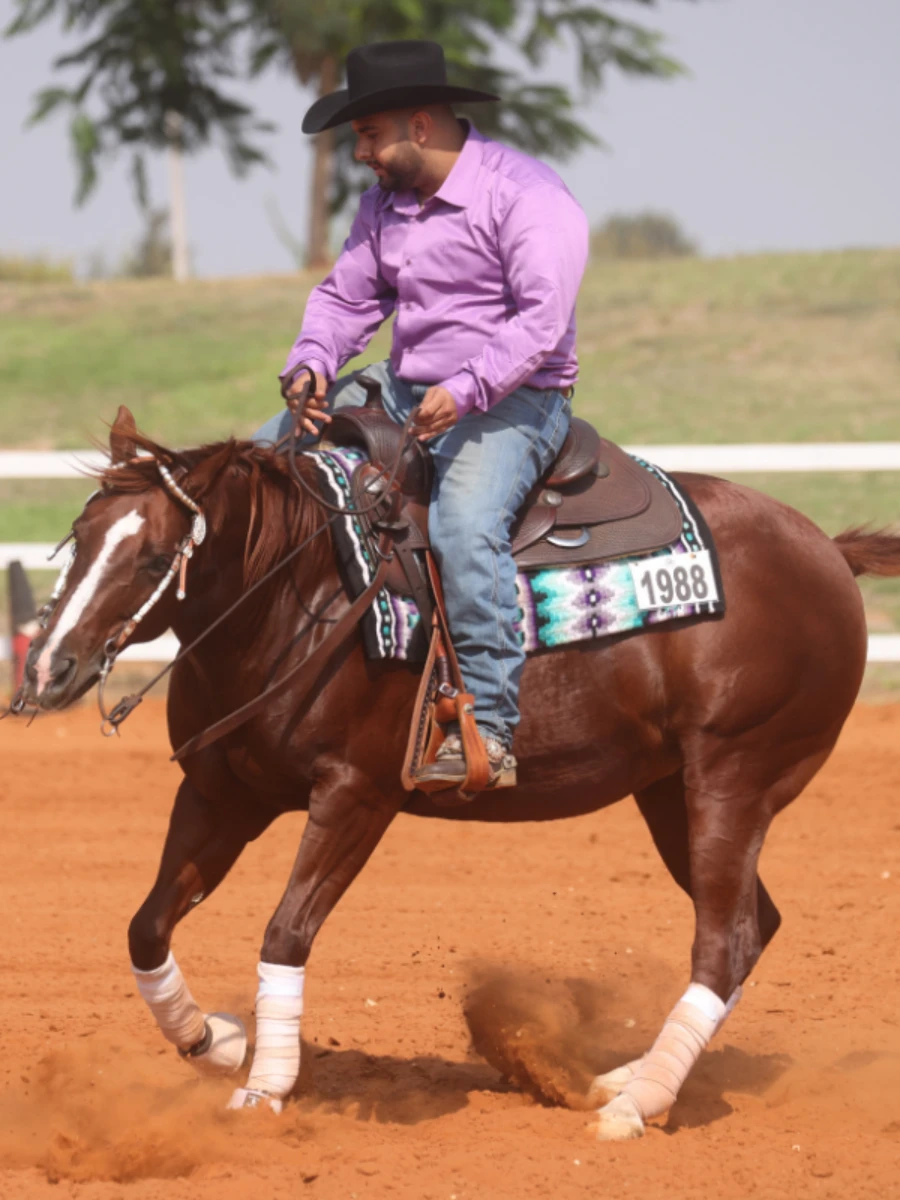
412, 733, 517, 807
414, 734, 517, 788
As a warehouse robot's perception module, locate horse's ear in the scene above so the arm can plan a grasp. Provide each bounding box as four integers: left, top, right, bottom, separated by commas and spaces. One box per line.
110, 405, 137, 463
182, 441, 231, 498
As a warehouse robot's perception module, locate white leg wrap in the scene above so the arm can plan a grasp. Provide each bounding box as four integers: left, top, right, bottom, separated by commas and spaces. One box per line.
590, 983, 742, 1107
594, 983, 726, 1139
132, 952, 206, 1050
192, 1012, 248, 1075
229, 962, 304, 1113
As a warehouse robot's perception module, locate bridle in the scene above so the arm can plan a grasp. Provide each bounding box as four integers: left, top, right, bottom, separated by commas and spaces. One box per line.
9, 373, 419, 754
13, 456, 211, 732
94, 458, 208, 733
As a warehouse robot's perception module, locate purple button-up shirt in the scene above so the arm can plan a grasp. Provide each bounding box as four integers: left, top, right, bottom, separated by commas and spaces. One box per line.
283, 122, 590, 417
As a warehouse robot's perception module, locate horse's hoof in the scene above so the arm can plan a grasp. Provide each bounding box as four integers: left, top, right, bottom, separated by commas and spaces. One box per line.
589, 1093, 645, 1141
186, 1013, 247, 1076
227, 1087, 283, 1114
586, 1061, 641, 1107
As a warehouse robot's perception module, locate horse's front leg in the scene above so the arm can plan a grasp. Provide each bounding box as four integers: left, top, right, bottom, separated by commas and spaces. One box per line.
229, 769, 399, 1113
129, 777, 271, 1076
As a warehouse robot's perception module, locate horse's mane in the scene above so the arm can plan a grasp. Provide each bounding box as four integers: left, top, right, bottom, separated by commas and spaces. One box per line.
91, 418, 332, 595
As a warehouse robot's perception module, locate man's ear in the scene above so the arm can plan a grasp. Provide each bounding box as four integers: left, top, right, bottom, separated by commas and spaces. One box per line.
109, 405, 138, 463
409, 108, 432, 144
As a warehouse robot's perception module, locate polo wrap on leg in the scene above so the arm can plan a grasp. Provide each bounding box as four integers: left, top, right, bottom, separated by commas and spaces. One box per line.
132, 952, 206, 1050
609, 983, 726, 1124
602, 981, 743, 1088
244, 962, 305, 1100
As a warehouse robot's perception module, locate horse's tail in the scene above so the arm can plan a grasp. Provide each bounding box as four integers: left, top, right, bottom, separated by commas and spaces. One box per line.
834, 527, 900, 577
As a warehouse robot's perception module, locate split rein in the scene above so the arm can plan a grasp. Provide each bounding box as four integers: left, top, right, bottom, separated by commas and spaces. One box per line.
11, 373, 419, 754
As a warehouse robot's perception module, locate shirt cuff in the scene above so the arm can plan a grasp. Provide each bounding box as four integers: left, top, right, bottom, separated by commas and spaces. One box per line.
439, 370, 481, 419
279, 355, 331, 384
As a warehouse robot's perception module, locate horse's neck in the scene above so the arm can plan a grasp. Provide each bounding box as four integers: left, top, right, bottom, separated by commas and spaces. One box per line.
168, 482, 338, 656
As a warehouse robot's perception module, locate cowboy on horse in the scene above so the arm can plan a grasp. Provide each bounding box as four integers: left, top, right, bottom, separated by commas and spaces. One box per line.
21, 31, 900, 1145
254, 39, 589, 794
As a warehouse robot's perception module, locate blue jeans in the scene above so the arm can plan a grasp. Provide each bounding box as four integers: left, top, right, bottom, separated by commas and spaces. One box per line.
253, 360, 571, 747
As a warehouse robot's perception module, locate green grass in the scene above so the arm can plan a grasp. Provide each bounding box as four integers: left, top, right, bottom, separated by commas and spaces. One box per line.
0, 480, 98, 541
2, 248, 899, 449
1, 249, 899, 680
575, 248, 900, 444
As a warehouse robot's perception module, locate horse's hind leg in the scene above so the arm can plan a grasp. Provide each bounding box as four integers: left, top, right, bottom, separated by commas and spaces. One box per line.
589, 772, 780, 1108
592, 745, 802, 1140
128, 777, 271, 1076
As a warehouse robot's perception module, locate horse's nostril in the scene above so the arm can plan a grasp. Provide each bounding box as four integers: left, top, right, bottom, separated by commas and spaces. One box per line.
51, 655, 77, 685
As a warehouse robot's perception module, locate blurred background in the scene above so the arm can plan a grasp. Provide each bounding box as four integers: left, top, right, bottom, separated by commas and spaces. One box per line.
1, 0, 899, 694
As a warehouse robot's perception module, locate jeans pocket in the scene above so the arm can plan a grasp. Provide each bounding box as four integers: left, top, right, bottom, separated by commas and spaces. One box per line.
488, 387, 557, 435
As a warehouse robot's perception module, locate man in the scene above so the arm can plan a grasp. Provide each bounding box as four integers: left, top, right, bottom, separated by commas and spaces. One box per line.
255, 39, 589, 793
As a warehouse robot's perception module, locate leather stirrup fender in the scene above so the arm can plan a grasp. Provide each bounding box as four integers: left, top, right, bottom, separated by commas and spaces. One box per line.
402, 552, 493, 799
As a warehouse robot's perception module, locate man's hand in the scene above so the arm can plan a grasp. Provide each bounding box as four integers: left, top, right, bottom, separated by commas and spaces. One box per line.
412, 386, 459, 442
286, 368, 331, 437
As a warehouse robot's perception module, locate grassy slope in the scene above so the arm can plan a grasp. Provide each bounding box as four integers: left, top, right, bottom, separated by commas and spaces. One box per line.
2, 248, 899, 449
1, 248, 899, 641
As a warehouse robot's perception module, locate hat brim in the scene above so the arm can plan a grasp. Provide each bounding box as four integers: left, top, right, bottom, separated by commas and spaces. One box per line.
302, 85, 500, 134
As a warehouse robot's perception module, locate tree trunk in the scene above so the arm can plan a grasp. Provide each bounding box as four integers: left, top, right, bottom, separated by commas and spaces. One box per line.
165, 111, 190, 282
305, 55, 337, 270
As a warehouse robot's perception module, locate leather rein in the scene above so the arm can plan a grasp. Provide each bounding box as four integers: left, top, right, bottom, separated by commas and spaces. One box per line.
16, 370, 418, 762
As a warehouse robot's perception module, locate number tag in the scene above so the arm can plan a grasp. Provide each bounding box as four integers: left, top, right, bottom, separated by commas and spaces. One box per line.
630, 550, 719, 611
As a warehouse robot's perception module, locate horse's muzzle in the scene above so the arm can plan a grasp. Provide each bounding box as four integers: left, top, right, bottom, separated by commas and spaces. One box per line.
22, 635, 99, 711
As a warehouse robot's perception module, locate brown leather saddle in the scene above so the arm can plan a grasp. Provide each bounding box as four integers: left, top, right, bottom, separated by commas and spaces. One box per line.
324, 376, 683, 610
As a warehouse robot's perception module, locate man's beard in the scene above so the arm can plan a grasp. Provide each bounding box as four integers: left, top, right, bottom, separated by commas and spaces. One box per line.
373, 147, 421, 192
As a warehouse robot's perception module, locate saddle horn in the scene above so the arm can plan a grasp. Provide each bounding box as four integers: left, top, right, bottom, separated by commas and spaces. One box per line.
358, 375, 385, 410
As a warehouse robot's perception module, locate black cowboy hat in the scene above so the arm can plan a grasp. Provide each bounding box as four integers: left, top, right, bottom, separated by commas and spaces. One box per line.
302, 40, 500, 135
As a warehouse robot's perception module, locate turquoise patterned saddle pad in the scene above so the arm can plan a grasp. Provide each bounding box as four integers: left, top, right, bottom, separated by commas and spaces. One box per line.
310, 446, 725, 662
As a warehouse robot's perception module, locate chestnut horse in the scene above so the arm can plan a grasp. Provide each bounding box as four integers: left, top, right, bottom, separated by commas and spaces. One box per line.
20, 409, 900, 1138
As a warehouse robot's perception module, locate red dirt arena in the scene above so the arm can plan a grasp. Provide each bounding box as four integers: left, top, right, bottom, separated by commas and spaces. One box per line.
0, 699, 897, 1200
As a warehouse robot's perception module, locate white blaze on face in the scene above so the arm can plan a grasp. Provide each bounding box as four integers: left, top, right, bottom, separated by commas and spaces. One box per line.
35, 509, 146, 696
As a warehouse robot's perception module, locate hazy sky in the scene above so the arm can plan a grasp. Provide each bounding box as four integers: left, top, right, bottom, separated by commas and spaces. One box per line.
2, 0, 898, 277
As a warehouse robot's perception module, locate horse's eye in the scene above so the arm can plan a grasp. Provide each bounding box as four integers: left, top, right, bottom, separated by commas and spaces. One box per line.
146, 554, 172, 577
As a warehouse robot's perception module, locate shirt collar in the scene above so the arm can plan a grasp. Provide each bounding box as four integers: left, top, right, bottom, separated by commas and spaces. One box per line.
388, 120, 485, 214
433, 120, 484, 208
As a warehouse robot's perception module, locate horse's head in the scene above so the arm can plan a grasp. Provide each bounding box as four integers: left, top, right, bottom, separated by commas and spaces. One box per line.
22, 407, 204, 711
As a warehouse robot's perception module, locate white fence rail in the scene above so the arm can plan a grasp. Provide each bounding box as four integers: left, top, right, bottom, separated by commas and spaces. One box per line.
4, 443, 900, 479
2, 543, 62, 570
0, 634, 179, 662
4, 631, 899, 665
3, 444, 899, 663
